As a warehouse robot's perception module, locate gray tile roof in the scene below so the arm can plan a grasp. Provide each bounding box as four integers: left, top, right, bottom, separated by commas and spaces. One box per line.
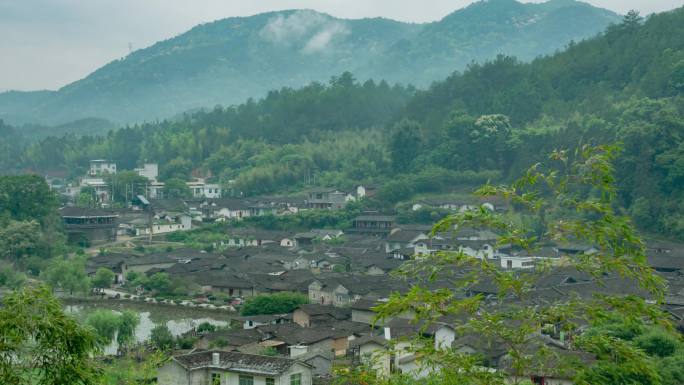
173, 350, 306, 374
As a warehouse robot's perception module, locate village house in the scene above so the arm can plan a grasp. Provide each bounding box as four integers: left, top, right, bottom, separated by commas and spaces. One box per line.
308, 275, 397, 307
308, 279, 351, 306
191, 271, 257, 297
235, 314, 292, 330
88, 159, 117, 176
248, 201, 280, 217
350, 336, 390, 376
351, 299, 381, 325
349, 215, 395, 235
85, 253, 130, 284
293, 304, 351, 327
125, 253, 180, 274
355, 184, 378, 199
134, 163, 158, 181
158, 350, 313, 385
384, 226, 431, 253
147, 181, 165, 199
293, 350, 334, 377
187, 179, 222, 199
60, 207, 118, 245
200, 198, 252, 220
257, 322, 368, 358
135, 214, 192, 236
225, 229, 295, 247
305, 188, 349, 210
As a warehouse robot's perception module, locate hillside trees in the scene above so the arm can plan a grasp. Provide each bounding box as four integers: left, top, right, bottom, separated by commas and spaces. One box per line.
0, 175, 65, 276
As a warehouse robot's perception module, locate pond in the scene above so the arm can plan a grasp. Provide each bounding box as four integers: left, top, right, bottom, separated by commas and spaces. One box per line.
65, 300, 234, 355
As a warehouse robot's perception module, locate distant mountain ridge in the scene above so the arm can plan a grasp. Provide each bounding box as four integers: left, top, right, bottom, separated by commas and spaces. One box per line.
0, 0, 620, 128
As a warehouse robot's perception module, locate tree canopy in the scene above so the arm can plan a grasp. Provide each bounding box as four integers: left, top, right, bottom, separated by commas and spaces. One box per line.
0, 286, 100, 385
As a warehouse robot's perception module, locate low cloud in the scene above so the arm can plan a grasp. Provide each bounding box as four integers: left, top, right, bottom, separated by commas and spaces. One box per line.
260, 10, 349, 54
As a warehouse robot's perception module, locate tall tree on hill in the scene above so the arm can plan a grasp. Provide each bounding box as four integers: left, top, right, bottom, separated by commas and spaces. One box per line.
389, 119, 422, 173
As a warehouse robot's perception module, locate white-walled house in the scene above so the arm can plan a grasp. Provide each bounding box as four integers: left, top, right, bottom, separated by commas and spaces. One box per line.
88, 159, 117, 176
148, 181, 165, 199
187, 179, 222, 199
158, 351, 313, 385
134, 163, 158, 181
500, 255, 536, 270
135, 215, 192, 236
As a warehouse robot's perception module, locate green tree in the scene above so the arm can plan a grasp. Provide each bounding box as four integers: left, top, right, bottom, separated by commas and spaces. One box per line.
91, 268, 115, 292
197, 322, 217, 334
41, 257, 90, 295
0, 263, 26, 289
634, 328, 681, 358
389, 119, 421, 173
162, 178, 191, 198
125, 270, 140, 283
105, 171, 148, 204
86, 310, 122, 346
76, 187, 97, 207
150, 324, 174, 351
116, 310, 140, 351
0, 175, 57, 222
161, 157, 193, 180
147, 272, 171, 294
0, 285, 99, 385
622, 9, 643, 28
240, 292, 309, 316
0, 220, 40, 261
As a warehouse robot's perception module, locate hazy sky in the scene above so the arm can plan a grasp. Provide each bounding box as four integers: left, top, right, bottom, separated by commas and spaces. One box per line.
1, 0, 681, 91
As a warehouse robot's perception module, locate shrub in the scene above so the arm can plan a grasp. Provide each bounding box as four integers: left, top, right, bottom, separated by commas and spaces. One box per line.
240, 292, 308, 316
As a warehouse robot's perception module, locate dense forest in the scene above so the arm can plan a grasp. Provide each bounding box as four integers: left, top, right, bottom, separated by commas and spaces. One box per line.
2, 7, 684, 238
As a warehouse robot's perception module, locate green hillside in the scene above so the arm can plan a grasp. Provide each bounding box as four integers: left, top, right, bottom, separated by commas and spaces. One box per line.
6, 7, 684, 237
0, 0, 618, 127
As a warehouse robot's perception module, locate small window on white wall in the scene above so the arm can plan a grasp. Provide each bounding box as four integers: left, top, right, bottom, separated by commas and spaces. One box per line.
290, 373, 302, 385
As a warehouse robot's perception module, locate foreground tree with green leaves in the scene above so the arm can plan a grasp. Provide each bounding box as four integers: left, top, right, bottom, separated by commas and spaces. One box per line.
0, 285, 100, 385
339, 145, 681, 385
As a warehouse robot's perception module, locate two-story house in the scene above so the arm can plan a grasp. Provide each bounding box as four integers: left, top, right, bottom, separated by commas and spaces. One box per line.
158, 351, 313, 385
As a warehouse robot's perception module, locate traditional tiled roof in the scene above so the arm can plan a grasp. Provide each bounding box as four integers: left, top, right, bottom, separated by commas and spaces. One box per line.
173, 350, 307, 374
60, 206, 118, 217
349, 335, 388, 348
354, 215, 396, 222
257, 323, 362, 345
386, 229, 427, 243
296, 304, 351, 320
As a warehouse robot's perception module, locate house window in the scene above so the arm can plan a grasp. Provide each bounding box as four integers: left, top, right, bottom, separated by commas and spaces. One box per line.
266, 379, 275, 385
290, 373, 302, 385
239, 375, 254, 385
211, 373, 221, 385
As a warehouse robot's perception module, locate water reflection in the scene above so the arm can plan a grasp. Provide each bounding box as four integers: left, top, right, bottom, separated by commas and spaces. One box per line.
65, 303, 231, 355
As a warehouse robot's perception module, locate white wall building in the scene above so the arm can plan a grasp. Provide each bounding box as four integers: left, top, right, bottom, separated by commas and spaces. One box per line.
187, 179, 222, 198
134, 163, 159, 181
89, 160, 117, 176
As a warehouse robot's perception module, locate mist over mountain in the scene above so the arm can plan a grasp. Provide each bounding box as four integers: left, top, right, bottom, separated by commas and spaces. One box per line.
0, 0, 619, 129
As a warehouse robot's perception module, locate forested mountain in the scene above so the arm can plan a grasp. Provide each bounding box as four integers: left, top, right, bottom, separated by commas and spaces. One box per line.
0, 0, 618, 128
7, 6, 684, 239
